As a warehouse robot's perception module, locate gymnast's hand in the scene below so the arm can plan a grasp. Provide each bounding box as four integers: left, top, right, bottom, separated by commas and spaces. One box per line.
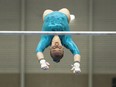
71, 62, 81, 74
40, 59, 50, 70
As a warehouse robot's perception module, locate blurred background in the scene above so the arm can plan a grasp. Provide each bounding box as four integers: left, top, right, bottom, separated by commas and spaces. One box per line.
0, 0, 116, 87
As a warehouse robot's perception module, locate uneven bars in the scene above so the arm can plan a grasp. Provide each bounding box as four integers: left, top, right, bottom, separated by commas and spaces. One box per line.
0, 31, 116, 35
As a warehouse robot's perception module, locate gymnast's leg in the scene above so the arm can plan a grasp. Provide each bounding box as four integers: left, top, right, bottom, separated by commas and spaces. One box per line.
43, 9, 53, 21
59, 8, 71, 22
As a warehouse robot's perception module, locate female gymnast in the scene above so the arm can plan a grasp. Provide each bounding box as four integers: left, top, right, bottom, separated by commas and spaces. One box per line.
36, 8, 81, 74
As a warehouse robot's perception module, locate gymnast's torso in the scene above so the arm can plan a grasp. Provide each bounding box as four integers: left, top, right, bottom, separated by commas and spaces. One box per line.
42, 11, 70, 31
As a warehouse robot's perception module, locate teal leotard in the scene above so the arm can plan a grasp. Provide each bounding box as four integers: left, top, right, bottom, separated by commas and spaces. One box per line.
36, 11, 80, 55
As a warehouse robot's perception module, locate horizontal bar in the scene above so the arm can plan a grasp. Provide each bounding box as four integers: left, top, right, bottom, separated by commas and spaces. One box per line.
0, 31, 116, 35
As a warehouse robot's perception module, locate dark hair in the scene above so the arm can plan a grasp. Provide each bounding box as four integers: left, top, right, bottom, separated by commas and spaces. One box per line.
50, 47, 64, 63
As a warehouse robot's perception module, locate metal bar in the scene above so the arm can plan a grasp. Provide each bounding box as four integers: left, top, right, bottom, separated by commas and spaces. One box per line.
0, 31, 116, 35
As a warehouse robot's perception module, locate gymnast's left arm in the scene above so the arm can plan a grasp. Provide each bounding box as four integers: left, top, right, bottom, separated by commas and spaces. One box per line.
36, 35, 52, 70
36, 52, 50, 70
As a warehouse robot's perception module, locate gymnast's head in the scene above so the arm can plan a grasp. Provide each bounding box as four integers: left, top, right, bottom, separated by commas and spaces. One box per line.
50, 35, 64, 63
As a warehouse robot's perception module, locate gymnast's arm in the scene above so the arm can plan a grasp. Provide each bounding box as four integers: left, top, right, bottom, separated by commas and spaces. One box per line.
62, 35, 81, 73
67, 39, 81, 74
36, 35, 52, 60
36, 36, 45, 61
36, 35, 52, 69
72, 50, 81, 63
62, 35, 81, 62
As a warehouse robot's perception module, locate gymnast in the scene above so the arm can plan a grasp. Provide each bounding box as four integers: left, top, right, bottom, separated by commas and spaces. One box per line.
36, 8, 81, 74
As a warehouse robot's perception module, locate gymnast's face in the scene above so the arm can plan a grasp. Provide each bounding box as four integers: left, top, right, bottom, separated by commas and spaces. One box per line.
51, 42, 63, 50
50, 42, 64, 63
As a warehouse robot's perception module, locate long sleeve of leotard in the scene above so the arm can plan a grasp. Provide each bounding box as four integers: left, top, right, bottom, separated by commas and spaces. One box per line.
61, 35, 80, 55
36, 35, 53, 52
